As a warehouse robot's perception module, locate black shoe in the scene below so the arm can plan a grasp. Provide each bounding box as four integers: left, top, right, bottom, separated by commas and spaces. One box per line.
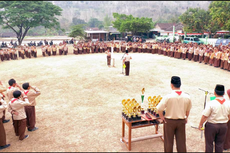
28, 127, 38, 132
0, 144, 10, 150
3, 119, 10, 123
20, 135, 29, 141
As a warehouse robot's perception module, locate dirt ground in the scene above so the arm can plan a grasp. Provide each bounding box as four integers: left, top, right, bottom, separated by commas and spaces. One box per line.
0, 47, 230, 152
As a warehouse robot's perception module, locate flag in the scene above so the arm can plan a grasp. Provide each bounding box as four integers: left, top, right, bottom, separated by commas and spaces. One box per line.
123, 64, 126, 68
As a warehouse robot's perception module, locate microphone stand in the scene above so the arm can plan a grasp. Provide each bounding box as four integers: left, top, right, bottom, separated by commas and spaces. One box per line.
198, 88, 213, 109
121, 53, 126, 74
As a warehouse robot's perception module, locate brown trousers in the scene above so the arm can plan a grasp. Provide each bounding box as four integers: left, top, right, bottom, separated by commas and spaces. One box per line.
13, 118, 27, 140
205, 122, 228, 153
25, 106, 36, 130
224, 121, 230, 150
164, 118, 186, 152
125, 61, 130, 76
107, 56, 111, 66
182, 53, 186, 60
188, 53, 193, 60
2, 110, 5, 122
0, 118, 6, 146
199, 55, 204, 63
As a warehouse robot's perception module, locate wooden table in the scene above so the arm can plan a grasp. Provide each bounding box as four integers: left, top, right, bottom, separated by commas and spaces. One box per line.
121, 112, 164, 151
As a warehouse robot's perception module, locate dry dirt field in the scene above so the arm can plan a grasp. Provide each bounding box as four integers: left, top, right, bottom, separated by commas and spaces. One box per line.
0, 46, 230, 152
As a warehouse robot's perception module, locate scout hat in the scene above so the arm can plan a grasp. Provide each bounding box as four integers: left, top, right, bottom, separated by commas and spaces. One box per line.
215, 84, 225, 96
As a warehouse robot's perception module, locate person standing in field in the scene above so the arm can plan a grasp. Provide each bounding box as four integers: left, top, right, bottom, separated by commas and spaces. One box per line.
123, 50, 132, 76
199, 84, 230, 153
156, 76, 192, 152
0, 93, 10, 150
224, 89, 230, 151
22, 83, 41, 132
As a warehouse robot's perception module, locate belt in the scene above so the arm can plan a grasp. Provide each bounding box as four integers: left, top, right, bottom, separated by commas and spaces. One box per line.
165, 118, 185, 120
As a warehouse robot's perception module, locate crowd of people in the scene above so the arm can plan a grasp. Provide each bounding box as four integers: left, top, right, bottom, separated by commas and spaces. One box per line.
0, 79, 41, 150
0, 42, 70, 62
1, 40, 230, 73
1, 39, 230, 152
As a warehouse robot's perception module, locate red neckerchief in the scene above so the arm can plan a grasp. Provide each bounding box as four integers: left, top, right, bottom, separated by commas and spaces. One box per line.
175, 91, 182, 96
24, 90, 29, 95
216, 99, 225, 105
11, 98, 17, 103
8, 86, 12, 89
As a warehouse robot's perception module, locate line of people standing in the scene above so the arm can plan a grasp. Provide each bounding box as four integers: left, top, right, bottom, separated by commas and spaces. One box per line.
0, 79, 41, 150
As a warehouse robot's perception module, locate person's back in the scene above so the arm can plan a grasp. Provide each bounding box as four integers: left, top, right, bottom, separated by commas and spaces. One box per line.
157, 76, 192, 152
199, 84, 230, 152
163, 91, 191, 119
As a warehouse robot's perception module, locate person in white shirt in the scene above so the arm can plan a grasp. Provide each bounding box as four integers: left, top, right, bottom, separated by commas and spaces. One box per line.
8, 90, 31, 140
199, 84, 230, 152
224, 89, 230, 151
0, 93, 10, 150
123, 50, 132, 76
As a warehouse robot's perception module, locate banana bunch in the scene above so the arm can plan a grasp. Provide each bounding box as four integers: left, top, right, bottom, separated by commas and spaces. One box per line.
147, 95, 163, 110
122, 98, 142, 117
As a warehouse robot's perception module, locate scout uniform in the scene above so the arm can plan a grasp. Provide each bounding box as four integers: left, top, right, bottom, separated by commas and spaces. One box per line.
47, 45, 52, 56
199, 85, 230, 152
64, 45, 68, 55
223, 50, 229, 70
157, 76, 192, 152
33, 47, 37, 58
0, 94, 10, 150
188, 46, 194, 60
193, 47, 199, 62
52, 45, 57, 56
213, 49, 221, 67
23, 85, 41, 131
123, 50, 132, 76
224, 89, 230, 150
198, 48, 204, 63
8, 93, 31, 140
209, 51, 215, 66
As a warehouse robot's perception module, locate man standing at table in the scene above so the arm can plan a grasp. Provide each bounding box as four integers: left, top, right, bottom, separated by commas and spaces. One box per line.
199, 85, 230, 152
156, 76, 192, 152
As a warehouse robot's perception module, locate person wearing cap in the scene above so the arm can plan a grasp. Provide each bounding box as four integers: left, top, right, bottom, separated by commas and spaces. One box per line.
156, 76, 192, 152
0, 93, 10, 150
22, 83, 41, 132
224, 89, 230, 151
123, 50, 132, 76
199, 84, 230, 152
8, 90, 31, 140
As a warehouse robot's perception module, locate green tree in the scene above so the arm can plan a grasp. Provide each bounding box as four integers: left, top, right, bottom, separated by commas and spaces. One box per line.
103, 14, 112, 31
179, 8, 210, 33
87, 17, 103, 29
72, 17, 86, 25
209, 1, 230, 31
68, 24, 86, 39
103, 14, 112, 41
0, 1, 62, 45
112, 13, 154, 35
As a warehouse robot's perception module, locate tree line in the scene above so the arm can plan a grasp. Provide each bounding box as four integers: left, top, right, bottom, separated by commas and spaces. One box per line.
0, 1, 229, 45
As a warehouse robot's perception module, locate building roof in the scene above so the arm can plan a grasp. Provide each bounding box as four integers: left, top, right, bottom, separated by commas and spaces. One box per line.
85, 30, 109, 34
155, 23, 176, 31
0, 32, 16, 37
165, 23, 184, 31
